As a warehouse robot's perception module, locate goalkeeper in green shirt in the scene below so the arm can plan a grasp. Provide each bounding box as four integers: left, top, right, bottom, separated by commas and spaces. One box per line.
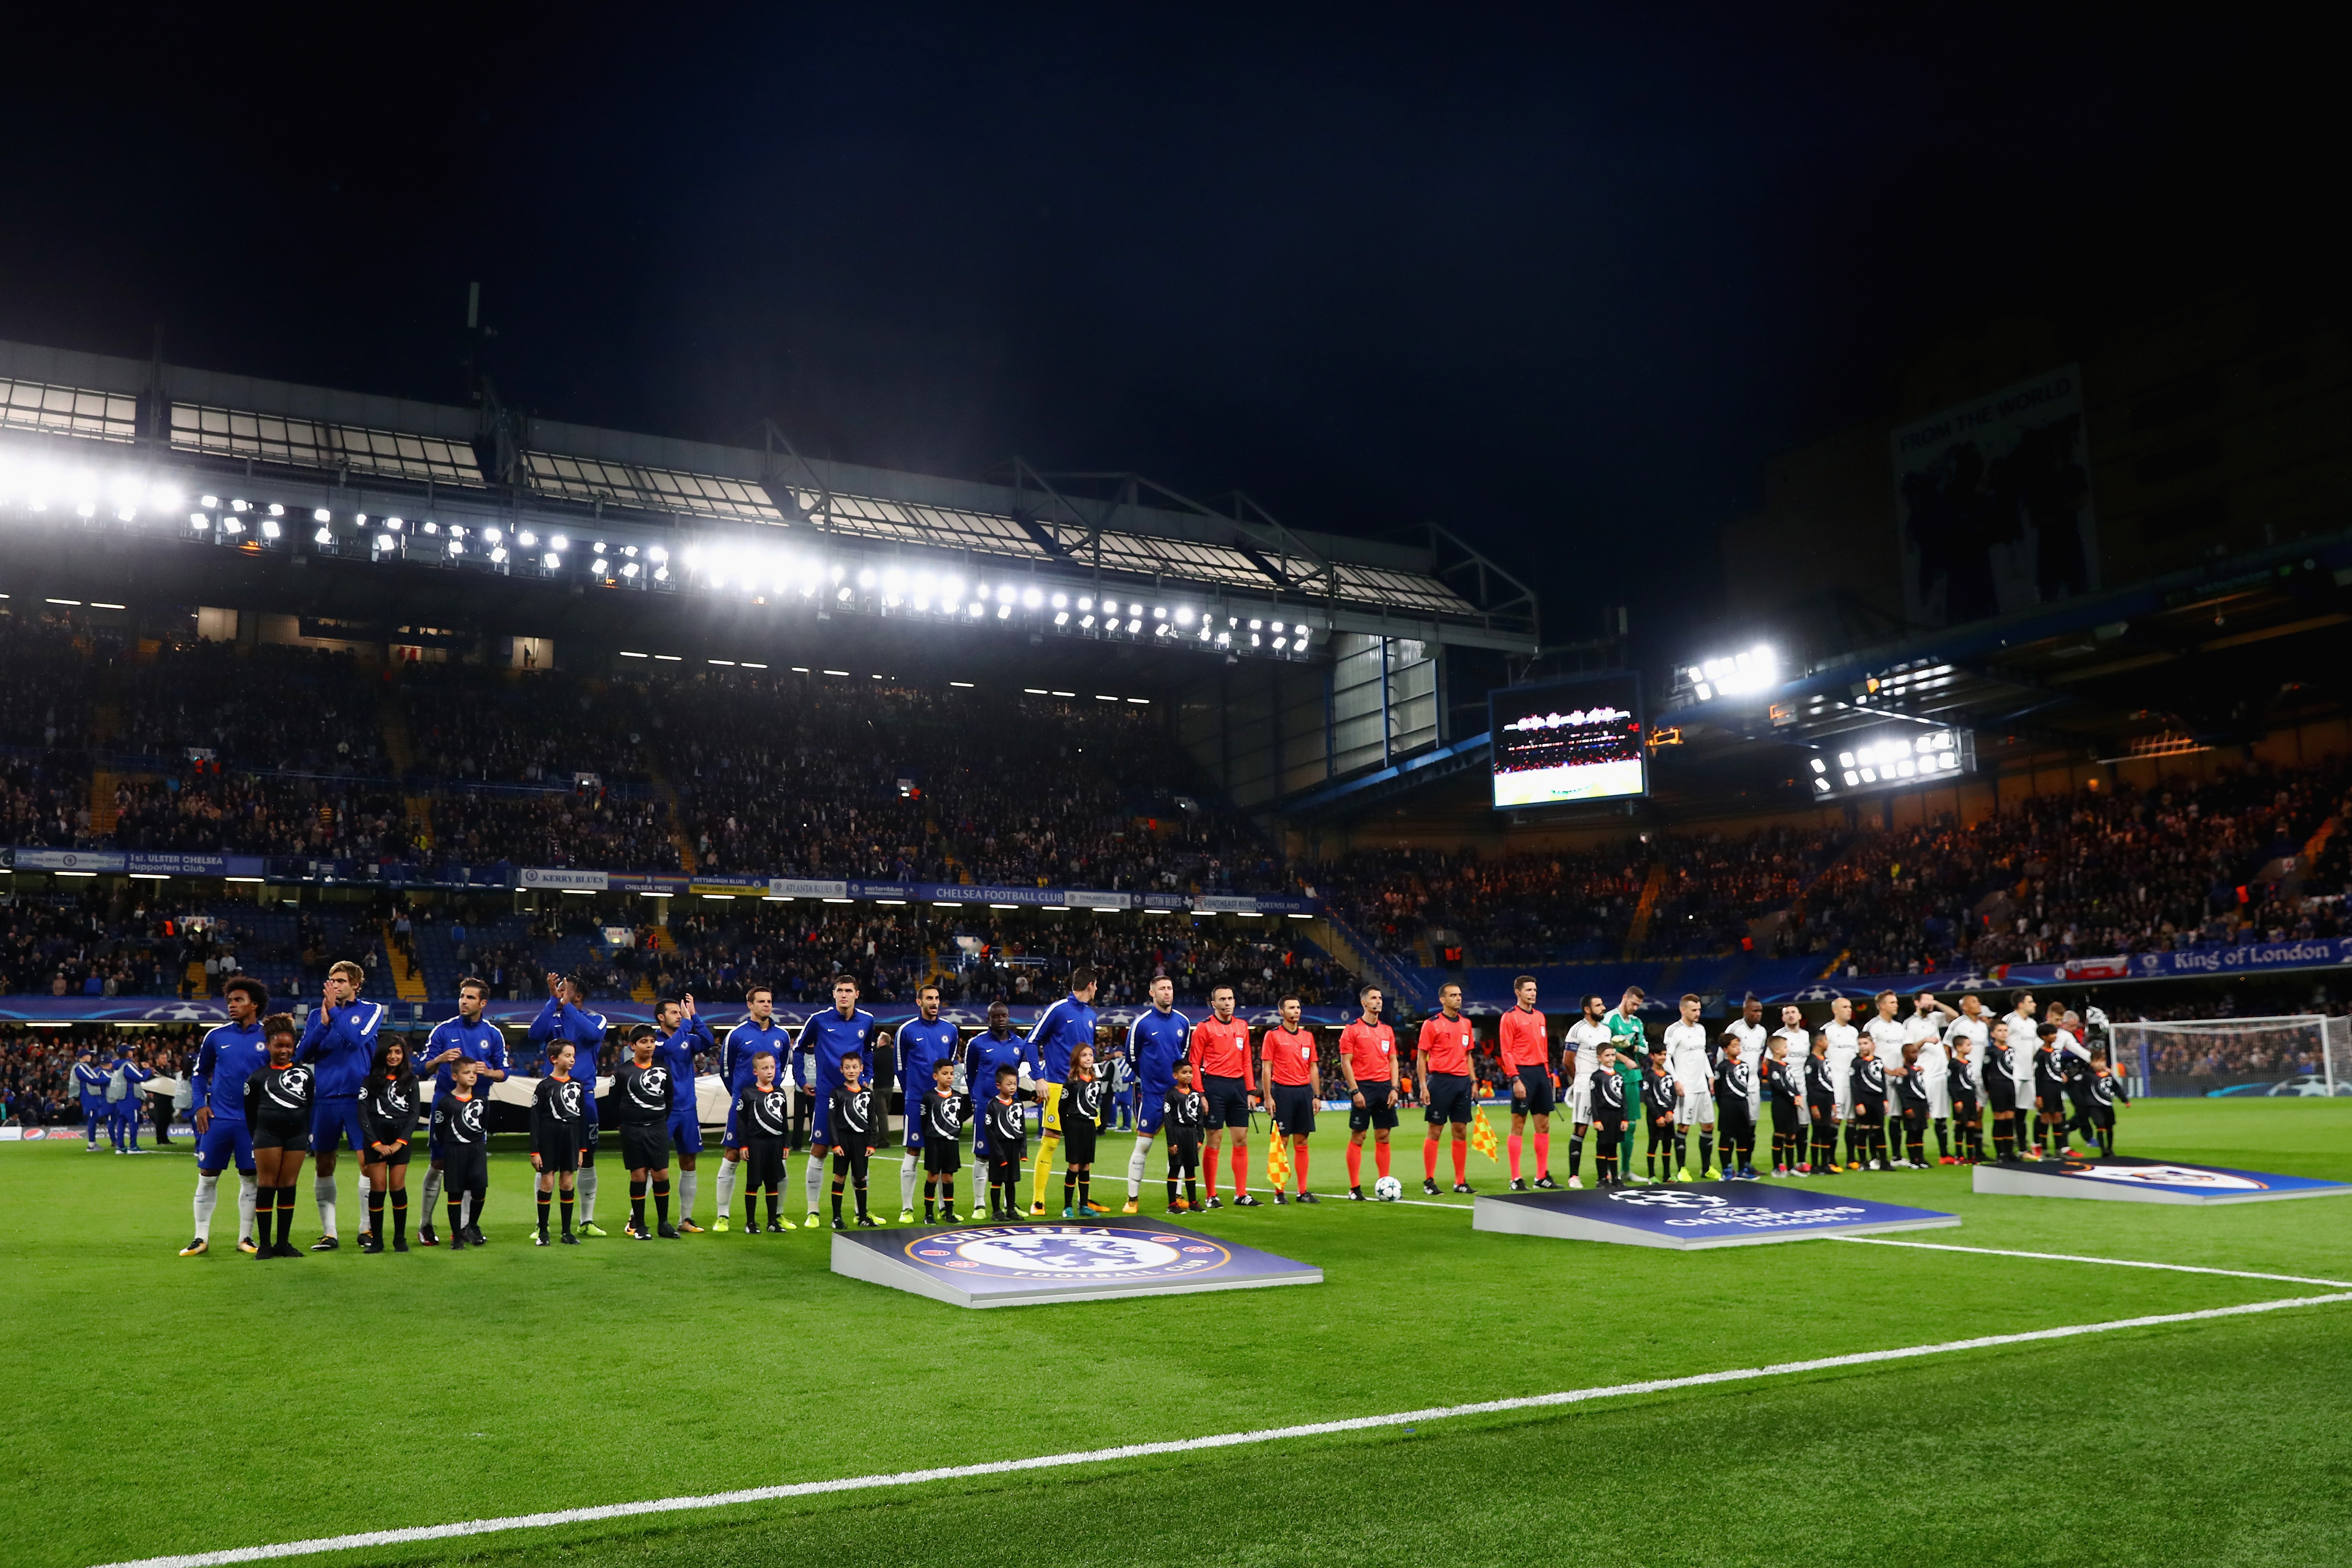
1602, 987, 1648, 1174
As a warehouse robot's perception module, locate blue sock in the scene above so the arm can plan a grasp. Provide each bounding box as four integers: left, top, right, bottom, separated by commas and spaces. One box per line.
86, 1113, 101, 1144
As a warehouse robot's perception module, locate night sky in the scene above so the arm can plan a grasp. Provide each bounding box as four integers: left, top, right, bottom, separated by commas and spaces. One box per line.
3, 8, 2333, 663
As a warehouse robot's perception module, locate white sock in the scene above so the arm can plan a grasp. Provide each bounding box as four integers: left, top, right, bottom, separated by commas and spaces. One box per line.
237, 1174, 259, 1245
420, 1167, 444, 1226
315, 1174, 338, 1237
577, 1166, 598, 1221
679, 1170, 698, 1225
356, 1173, 372, 1233
900, 1154, 919, 1212
460, 1191, 473, 1230
716, 1158, 737, 1218
1126, 1137, 1152, 1198
193, 1172, 221, 1240
805, 1153, 825, 1214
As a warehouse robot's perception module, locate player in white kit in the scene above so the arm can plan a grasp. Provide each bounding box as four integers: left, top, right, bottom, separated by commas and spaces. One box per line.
1770, 1003, 1812, 1172
1663, 993, 1717, 1180
1862, 993, 1913, 1168
1942, 994, 1990, 1163
1820, 995, 1861, 1170
2000, 991, 2042, 1155
1907, 991, 1957, 1163
1562, 994, 1613, 1190
1720, 995, 1767, 1147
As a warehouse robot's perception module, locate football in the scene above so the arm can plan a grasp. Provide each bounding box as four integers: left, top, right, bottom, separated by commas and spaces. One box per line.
1373, 1176, 1402, 1202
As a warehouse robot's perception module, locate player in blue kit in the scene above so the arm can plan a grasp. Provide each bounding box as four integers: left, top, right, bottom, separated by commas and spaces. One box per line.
528, 971, 610, 1234
1025, 968, 1099, 1216
964, 1000, 1035, 1213
72, 1049, 110, 1151
416, 977, 507, 1247
891, 983, 960, 1223
794, 976, 877, 1226
652, 993, 716, 1231
713, 984, 792, 1232
1121, 974, 1191, 1214
111, 1049, 153, 1152
181, 976, 270, 1256
295, 959, 385, 1251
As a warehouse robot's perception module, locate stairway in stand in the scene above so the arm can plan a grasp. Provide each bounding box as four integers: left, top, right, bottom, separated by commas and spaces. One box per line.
381, 921, 430, 1004
375, 668, 436, 853
1620, 861, 1669, 959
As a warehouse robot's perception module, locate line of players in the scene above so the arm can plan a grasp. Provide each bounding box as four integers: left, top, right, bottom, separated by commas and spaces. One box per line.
171, 957, 2133, 1256
1551, 982, 2132, 1189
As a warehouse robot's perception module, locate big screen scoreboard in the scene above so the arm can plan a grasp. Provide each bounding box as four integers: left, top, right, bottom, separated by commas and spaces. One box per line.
1488, 672, 1645, 809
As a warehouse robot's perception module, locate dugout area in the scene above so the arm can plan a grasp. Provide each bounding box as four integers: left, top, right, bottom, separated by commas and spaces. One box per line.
1, 1096, 2346, 1568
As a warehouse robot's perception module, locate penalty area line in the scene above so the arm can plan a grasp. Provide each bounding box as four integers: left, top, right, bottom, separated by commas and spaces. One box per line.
94, 1291, 2352, 1568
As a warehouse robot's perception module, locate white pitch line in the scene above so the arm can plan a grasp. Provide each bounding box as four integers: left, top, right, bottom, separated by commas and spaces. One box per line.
94, 1290, 2352, 1568
1827, 1235, 2352, 1289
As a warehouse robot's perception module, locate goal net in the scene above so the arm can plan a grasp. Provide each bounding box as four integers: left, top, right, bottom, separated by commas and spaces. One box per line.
2108, 1014, 2346, 1100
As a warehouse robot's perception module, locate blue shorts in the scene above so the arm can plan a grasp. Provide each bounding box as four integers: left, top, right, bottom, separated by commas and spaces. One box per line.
1136, 1089, 1169, 1137
1423, 1072, 1475, 1126
810, 1086, 837, 1144
81, 1098, 107, 1122
198, 1118, 256, 1174
667, 1108, 703, 1156
311, 1095, 367, 1155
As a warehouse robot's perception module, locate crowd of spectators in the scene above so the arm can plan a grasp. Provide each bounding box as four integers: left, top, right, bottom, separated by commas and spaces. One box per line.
118, 641, 385, 774
1316, 760, 2352, 976
650, 669, 1280, 892
0, 1026, 192, 1126
0, 619, 1283, 893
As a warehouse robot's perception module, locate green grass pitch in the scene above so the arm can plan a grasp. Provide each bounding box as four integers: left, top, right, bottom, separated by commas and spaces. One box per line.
1, 1100, 2347, 1568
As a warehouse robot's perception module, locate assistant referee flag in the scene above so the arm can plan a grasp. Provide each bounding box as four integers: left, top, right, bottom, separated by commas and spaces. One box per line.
1470, 1104, 1501, 1163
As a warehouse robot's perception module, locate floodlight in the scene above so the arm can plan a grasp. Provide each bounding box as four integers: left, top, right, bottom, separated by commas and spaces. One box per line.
447, 540, 463, 556
648, 545, 666, 562
1080, 614, 1096, 629
1250, 619, 1263, 630
261, 520, 280, 539
491, 547, 508, 563
997, 604, 1012, 619
387, 517, 405, 530
1054, 612, 1069, 626
1022, 586, 1042, 608
313, 508, 331, 523
1176, 606, 1193, 625
314, 526, 332, 544
1078, 596, 1093, 611
484, 527, 501, 543
381, 536, 400, 552
222, 516, 244, 534
267, 503, 284, 516
201, 494, 219, 508
1126, 618, 1141, 633
857, 569, 876, 588
230, 499, 249, 512
550, 535, 568, 550
1051, 592, 1068, 609
189, 512, 209, 530
543, 553, 560, 569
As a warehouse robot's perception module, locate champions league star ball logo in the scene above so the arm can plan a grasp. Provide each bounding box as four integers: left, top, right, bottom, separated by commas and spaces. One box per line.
905, 1226, 1233, 1282
1605, 1187, 1728, 1210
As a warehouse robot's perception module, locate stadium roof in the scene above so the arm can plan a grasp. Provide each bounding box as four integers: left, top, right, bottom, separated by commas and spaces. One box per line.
0, 338, 1537, 655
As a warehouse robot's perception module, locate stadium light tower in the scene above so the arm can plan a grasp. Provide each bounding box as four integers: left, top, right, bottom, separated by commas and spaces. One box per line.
1685, 644, 1777, 702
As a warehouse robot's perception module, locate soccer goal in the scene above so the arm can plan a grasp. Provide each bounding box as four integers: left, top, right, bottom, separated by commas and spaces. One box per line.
2109, 1014, 2347, 1099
